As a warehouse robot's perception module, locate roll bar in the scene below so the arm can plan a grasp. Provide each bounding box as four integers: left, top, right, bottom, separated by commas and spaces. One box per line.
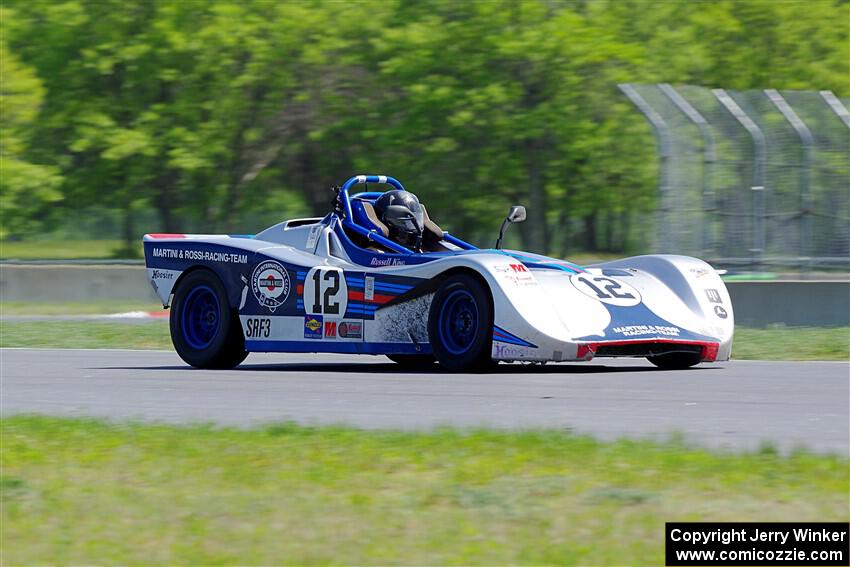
337, 174, 476, 254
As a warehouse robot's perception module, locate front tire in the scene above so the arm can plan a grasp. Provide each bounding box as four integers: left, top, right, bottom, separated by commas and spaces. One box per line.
647, 352, 701, 370
170, 269, 248, 369
428, 274, 493, 372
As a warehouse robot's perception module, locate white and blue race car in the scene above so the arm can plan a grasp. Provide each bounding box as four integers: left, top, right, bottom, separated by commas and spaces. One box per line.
144, 175, 734, 371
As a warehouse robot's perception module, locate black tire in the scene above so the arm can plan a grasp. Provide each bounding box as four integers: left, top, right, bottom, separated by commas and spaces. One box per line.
647, 352, 701, 370
386, 354, 437, 369
170, 269, 248, 369
428, 274, 494, 372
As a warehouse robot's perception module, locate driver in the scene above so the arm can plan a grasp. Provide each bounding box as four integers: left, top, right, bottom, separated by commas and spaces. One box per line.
373, 190, 425, 251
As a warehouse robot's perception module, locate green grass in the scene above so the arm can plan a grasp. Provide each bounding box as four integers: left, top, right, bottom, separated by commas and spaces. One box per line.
0, 320, 171, 349
0, 239, 142, 260
733, 326, 849, 361
2, 416, 846, 565
1, 300, 163, 316
1, 319, 847, 360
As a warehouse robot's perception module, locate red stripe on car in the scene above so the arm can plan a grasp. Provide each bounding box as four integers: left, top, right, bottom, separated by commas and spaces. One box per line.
347, 290, 395, 304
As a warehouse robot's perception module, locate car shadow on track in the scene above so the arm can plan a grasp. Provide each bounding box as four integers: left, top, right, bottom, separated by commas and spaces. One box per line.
93, 361, 720, 375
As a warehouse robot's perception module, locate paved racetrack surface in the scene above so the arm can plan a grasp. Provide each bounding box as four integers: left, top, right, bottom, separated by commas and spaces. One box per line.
3, 348, 848, 455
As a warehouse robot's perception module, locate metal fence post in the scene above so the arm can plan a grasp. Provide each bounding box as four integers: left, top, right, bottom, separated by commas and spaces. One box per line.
618, 84, 672, 254
659, 83, 716, 260
713, 89, 767, 271
820, 90, 850, 129
765, 89, 814, 272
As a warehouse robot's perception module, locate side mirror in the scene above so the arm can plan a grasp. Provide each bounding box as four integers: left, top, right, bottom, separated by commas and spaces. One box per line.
507, 205, 527, 223
496, 205, 527, 249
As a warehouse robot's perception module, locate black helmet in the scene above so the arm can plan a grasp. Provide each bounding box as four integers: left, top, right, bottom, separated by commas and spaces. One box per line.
374, 190, 425, 249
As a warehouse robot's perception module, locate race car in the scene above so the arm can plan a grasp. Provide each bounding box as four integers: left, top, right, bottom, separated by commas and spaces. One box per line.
143, 174, 734, 371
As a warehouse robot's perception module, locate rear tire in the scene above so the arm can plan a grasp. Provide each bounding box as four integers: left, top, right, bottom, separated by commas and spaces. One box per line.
170, 269, 248, 369
428, 274, 493, 372
647, 352, 701, 370
386, 354, 436, 369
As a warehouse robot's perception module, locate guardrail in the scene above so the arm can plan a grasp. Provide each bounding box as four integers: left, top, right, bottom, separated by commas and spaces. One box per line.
727, 280, 849, 327
1, 264, 847, 327
0, 264, 158, 303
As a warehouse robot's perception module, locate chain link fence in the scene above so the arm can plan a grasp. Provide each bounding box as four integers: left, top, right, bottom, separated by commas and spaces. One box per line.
620, 84, 849, 271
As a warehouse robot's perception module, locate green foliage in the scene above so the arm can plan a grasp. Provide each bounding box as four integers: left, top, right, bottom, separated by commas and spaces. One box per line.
1, 0, 847, 252
0, 238, 142, 259
0, 35, 63, 238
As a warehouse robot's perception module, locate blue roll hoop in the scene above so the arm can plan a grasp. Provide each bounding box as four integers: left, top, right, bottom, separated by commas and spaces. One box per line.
338, 174, 475, 254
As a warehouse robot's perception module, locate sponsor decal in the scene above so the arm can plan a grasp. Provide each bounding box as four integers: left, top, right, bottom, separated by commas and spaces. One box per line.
493, 263, 537, 287
304, 314, 323, 339
338, 320, 363, 339
714, 305, 728, 319
689, 267, 712, 278
492, 343, 538, 360
183, 250, 248, 263
305, 224, 321, 249
151, 269, 174, 280
570, 274, 641, 306
251, 260, 291, 313
705, 288, 723, 304
152, 248, 181, 259
612, 325, 681, 337
494, 264, 528, 273
364, 276, 375, 301
152, 247, 247, 263
245, 317, 271, 338
324, 321, 337, 338
369, 257, 406, 267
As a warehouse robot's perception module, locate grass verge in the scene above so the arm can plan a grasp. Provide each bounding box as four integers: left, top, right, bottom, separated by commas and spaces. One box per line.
1, 319, 847, 360
1, 300, 162, 316
0, 320, 171, 349
3, 416, 847, 565
732, 326, 849, 361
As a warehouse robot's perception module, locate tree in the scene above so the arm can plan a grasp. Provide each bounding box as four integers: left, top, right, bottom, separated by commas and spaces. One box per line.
0, 27, 62, 239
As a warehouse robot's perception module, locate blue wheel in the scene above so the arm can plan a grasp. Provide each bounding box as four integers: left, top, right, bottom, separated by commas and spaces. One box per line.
428, 274, 493, 372
438, 289, 479, 355
170, 269, 247, 369
180, 285, 220, 350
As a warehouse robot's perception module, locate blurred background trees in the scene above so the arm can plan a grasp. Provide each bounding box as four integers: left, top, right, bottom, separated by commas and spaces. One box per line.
1, 0, 847, 256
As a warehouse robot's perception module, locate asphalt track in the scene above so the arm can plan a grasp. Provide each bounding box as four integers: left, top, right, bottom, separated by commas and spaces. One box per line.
2, 348, 848, 455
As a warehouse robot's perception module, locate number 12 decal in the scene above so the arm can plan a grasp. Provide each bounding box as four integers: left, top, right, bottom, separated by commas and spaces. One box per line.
570, 274, 641, 306
304, 267, 348, 315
